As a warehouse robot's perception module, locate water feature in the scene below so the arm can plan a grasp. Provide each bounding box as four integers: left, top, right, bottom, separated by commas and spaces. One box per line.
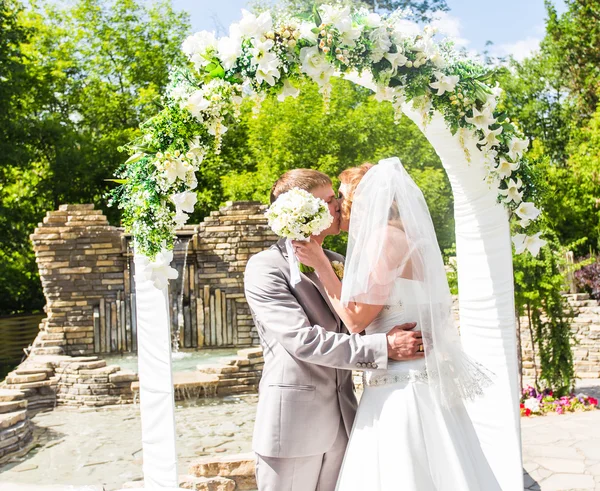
173, 236, 191, 353
102, 348, 239, 374
0, 394, 258, 490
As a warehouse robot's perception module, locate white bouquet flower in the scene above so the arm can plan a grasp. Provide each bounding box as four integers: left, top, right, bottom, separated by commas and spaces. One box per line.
265, 187, 333, 286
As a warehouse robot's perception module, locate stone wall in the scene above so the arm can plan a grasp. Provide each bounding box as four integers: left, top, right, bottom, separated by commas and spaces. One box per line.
29, 201, 278, 358
30, 204, 126, 357
519, 293, 600, 385
0, 389, 34, 465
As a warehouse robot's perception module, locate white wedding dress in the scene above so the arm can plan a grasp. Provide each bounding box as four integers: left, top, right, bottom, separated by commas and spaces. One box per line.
336, 281, 502, 491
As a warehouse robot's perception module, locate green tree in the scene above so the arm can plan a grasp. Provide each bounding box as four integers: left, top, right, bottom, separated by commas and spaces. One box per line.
0, 0, 190, 314
222, 78, 454, 253
544, 0, 600, 121
497, 0, 600, 256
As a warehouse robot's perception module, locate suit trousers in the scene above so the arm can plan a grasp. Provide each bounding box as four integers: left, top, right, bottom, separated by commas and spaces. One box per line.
255, 418, 348, 491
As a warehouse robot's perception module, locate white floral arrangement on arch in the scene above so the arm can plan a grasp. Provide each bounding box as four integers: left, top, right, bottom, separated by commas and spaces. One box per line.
108, 2, 547, 286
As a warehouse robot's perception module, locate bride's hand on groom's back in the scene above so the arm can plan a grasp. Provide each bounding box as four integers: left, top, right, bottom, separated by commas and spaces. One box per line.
386, 323, 426, 361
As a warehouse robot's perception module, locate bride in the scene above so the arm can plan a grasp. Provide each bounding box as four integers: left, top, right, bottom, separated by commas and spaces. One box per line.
293, 157, 501, 490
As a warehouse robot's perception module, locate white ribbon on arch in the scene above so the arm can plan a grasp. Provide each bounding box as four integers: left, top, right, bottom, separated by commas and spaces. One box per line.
346, 71, 522, 490
115, 254, 185, 491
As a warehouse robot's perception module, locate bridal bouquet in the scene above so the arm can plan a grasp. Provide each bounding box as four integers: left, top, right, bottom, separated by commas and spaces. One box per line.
265, 188, 333, 285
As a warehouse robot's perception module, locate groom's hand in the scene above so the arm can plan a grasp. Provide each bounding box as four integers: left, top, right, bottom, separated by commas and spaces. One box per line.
386, 323, 425, 361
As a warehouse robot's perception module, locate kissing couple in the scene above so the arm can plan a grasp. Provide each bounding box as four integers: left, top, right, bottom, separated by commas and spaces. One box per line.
244, 157, 501, 491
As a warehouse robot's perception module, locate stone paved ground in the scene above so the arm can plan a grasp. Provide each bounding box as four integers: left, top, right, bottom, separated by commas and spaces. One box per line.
1, 386, 600, 490
522, 382, 600, 491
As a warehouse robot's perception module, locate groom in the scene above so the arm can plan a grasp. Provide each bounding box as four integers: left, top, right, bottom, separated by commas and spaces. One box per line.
244, 169, 423, 491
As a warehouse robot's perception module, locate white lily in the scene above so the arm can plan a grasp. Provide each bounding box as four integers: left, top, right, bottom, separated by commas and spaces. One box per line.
508, 137, 529, 161
429, 51, 447, 68
171, 191, 197, 214
218, 35, 243, 70
185, 172, 198, 190
478, 126, 503, 148
515, 201, 541, 223
174, 209, 190, 227
465, 106, 496, 130
183, 91, 210, 119
187, 137, 205, 161
512, 232, 547, 257
499, 178, 523, 204
299, 22, 318, 43
238, 9, 272, 39
256, 62, 280, 86
374, 85, 395, 102
429, 71, 459, 96
320, 5, 352, 30
384, 51, 408, 71
391, 20, 420, 43
250, 39, 278, 70
340, 24, 363, 47
484, 82, 503, 110
277, 79, 300, 102
139, 250, 179, 291
162, 159, 189, 185
495, 157, 520, 179
181, 31, 216, 58
206, 120, 228, 137
365, 12, 382, 28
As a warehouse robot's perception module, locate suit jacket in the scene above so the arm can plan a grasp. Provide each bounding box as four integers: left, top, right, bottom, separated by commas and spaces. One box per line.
244, 239, 388, 458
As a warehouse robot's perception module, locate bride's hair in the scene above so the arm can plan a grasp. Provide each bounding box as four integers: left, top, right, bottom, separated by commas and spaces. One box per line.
339, 162, 403, 228
270, 169, 332, 203
338, 163, 374, 220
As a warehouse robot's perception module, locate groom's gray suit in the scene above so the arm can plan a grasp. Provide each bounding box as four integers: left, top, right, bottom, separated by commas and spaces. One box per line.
244, 239, 389, 491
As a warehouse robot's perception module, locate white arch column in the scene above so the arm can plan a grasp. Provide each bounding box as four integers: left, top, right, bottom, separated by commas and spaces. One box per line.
403, 105, 523, 491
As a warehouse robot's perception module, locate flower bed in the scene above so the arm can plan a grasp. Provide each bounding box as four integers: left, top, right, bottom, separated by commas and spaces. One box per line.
520, 385, 598, 416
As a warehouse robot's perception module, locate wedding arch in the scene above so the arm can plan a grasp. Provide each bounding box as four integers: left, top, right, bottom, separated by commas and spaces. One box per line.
110, 4, 546, 490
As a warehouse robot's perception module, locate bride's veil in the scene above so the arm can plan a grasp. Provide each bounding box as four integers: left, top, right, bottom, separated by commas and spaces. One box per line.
340, 157, 493, 406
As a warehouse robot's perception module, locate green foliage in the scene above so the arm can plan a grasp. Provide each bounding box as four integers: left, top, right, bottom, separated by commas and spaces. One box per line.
513, 233, 578, 395
544, 0, 600, 121
497, 1, 600, 256
0, 0, 190, 314
222, 77, 455, 253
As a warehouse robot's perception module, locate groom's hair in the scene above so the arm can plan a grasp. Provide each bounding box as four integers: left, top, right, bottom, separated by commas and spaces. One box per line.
270, 169, 332, 203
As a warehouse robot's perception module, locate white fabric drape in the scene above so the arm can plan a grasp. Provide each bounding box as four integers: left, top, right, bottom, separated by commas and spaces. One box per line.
401, 105, 523, 491
115, 254, 184, 491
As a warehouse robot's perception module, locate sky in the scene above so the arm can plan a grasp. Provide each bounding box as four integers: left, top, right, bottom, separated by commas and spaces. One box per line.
169, 0, 567, 61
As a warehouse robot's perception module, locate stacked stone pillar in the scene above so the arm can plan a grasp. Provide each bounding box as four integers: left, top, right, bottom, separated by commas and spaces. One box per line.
30, 204, 125, 356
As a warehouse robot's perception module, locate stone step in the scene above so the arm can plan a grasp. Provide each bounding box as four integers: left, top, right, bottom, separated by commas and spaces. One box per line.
197, 364, 240, 375
109, 371, 137, 383
39, 340, 65, 348
31, 347, 65, 356
189, 452, 256, 490
0, 400, 27, 414
0, 409, 27, 430
39, 332, 66, 341
180, 475, 236, 490
56, 359, 107, 371
5, 372, 48, 385
13, 366, 54, 376
236, 347, 263, 360
5, 380, 53, 390
0, 389, 25, 403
